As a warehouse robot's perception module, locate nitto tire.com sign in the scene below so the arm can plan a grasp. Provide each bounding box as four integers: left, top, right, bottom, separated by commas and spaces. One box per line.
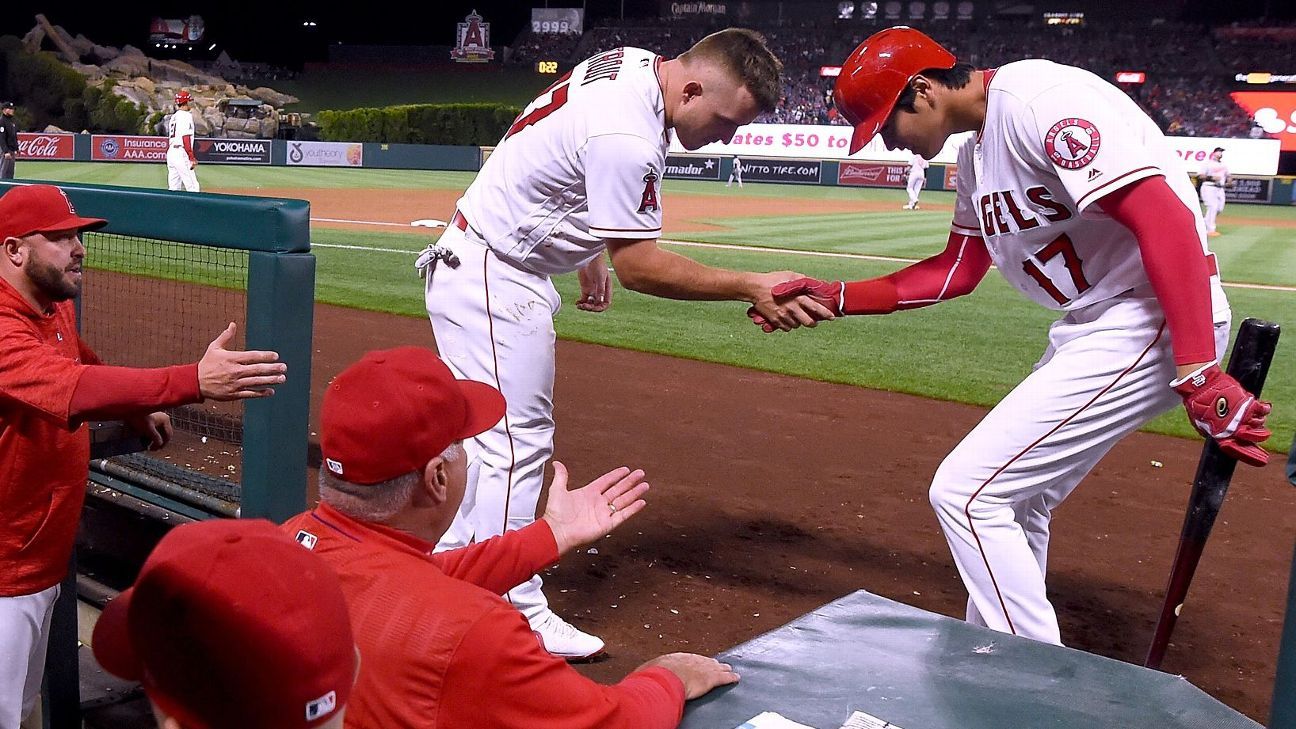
739, 159, 823, 184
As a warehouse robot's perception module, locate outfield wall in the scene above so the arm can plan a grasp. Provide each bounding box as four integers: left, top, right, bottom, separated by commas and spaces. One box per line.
18, 131, 1292, 204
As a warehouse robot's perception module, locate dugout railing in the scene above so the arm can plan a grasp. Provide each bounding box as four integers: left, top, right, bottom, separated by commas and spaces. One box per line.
0, 180, 315, 727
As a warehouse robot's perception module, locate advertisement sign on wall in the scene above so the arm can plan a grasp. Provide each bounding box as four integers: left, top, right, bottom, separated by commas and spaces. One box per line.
286, 141, 364, 167
1223, 177, 1273, 203
17, 132, 75, 161
671, 123, 1282, 174
663, 155, 721, 180
738, 158, 822, 185
1230, 91, 1296, 152
91, 135, 169, 162
944, 165, 959, 190
838, 161, 909, 187
195, 138, 271, 165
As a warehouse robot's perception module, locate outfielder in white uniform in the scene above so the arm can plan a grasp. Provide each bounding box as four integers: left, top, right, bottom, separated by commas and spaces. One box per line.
1199, 147, 1228, 237
727, 156, 744, 187
167, 91, 199, 192
757, 28, 1272, 646
417, 29, 826, 659
903, 151, 928, 209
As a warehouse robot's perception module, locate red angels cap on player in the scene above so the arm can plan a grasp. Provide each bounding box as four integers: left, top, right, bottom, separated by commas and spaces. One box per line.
320, 346, 506, 484
833, 26, 957, 154
0, 184, 107, 241
175, 90, 192, 105
92, 519, 356, 729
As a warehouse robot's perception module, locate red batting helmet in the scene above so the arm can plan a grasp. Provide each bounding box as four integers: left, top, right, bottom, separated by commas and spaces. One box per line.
175, 90, 192, 105
833, 27, 957, 154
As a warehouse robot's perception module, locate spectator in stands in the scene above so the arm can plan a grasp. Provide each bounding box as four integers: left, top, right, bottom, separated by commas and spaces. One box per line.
0, 184, 287, 728
92, 519, 357, 729
281, 347, 740, 728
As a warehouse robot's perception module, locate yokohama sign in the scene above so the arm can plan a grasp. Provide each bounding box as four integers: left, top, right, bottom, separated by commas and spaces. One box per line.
17, 133, 75, 160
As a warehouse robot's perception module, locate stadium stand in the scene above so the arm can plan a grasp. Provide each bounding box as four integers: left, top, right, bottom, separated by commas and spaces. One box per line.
506, 17, 1276, 140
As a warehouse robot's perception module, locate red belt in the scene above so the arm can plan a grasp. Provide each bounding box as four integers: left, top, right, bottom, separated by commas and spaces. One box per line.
452, 210, 469, 232
1206, 252, 1219, 277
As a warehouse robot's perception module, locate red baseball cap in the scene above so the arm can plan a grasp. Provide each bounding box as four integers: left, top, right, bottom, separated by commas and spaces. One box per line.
92, 519, 356, 729
833, 26, 957, 154
320, 346, 506, 484
0, 184, 107, 241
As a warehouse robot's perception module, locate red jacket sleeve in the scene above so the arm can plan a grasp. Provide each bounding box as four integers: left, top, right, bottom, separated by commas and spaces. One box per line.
1095, 176, 1216, 365
439, 605, 686, 729
0, 325, 91, 424
431, 521, 560, 595
69, 364, 202, 420
841, 232, 992, 314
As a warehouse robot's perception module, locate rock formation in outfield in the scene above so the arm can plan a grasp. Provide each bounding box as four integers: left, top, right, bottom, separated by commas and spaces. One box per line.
22, 14, 300, 138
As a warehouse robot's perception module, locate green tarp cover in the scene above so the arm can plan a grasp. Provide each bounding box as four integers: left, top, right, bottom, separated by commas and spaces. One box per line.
681, 590, 1259, 729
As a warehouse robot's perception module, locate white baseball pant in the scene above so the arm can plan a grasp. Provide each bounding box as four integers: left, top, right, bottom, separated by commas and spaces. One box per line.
1200, 184, 1225, 233
166, 147, 199, 192
929, 294, 1229, 645
906, 173, 924, 207
0, 585, 59, 729
424, 223, 559, 623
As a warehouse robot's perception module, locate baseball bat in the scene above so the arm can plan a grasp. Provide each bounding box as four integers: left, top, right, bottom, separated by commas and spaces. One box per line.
1144, 318, 1280, 669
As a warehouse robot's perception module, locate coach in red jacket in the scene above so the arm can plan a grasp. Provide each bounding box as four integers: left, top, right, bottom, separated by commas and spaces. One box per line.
0, 184, 288, 727
282, 346, 738, 729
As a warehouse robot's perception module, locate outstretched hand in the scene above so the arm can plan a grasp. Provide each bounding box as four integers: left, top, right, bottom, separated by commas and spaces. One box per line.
198, 323, 287, 401
542, 461, 649, 554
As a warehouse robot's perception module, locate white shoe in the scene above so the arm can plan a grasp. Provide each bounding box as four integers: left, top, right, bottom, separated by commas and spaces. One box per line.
531, 611, 605, 660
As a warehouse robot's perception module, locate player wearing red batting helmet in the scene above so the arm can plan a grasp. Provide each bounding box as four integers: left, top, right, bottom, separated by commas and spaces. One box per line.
758, 25, 1267, 649
167, 90, 199, 191
832, 26, 955, 155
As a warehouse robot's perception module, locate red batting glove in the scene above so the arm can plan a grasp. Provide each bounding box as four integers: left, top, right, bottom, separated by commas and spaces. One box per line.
1171, 363, 1272, 467
746, 277, 844, 333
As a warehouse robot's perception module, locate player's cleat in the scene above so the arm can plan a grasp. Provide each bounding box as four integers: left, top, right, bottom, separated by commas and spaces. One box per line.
1207, 230, 1221, 237
531, 610, 605, 660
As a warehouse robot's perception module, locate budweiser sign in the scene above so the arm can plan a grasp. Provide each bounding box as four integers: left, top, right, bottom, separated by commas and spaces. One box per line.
837, 161, 908, 187
17, 133, 75, 160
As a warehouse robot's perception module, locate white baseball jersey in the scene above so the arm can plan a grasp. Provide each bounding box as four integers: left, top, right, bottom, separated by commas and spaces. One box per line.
908, 153, 928, 182
458, 46, 667, 276
1200, 159, 1229, 185
733, 158, 743, 172
168, 109, 194, 147
950, 60, 1227, 319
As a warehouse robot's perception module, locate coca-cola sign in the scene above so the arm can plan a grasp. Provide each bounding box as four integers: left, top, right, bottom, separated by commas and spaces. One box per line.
17, 133, 75, 160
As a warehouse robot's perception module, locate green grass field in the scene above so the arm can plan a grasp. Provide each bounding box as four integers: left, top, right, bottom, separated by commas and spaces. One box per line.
20, 161, 1296, 452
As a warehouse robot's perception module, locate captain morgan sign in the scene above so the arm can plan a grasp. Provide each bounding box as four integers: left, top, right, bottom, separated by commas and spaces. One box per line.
452, 11, 495, 63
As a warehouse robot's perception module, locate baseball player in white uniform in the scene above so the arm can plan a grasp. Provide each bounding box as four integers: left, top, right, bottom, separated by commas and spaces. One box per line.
903, 151, 928, 209
754, 27, 1272, 646
416, 29, 826, 659
1199, 147, 1228, 237
167, 91, 199, 192
727, 156, 744, 187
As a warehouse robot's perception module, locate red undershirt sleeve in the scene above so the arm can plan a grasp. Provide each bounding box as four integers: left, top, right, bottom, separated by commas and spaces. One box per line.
1095, 176, 1216, 365
182, 135, 194, 161
840, 232, 992, 314
69, 364, 201, 421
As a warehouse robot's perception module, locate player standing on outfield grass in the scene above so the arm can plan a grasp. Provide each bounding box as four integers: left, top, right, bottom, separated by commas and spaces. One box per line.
167, 91, 199, 192
752, 27, 1272, 646
417, 28, 829, 660
1199, 146, 1229, 237
903, 150, 927, 209
727, 156, 745, 187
